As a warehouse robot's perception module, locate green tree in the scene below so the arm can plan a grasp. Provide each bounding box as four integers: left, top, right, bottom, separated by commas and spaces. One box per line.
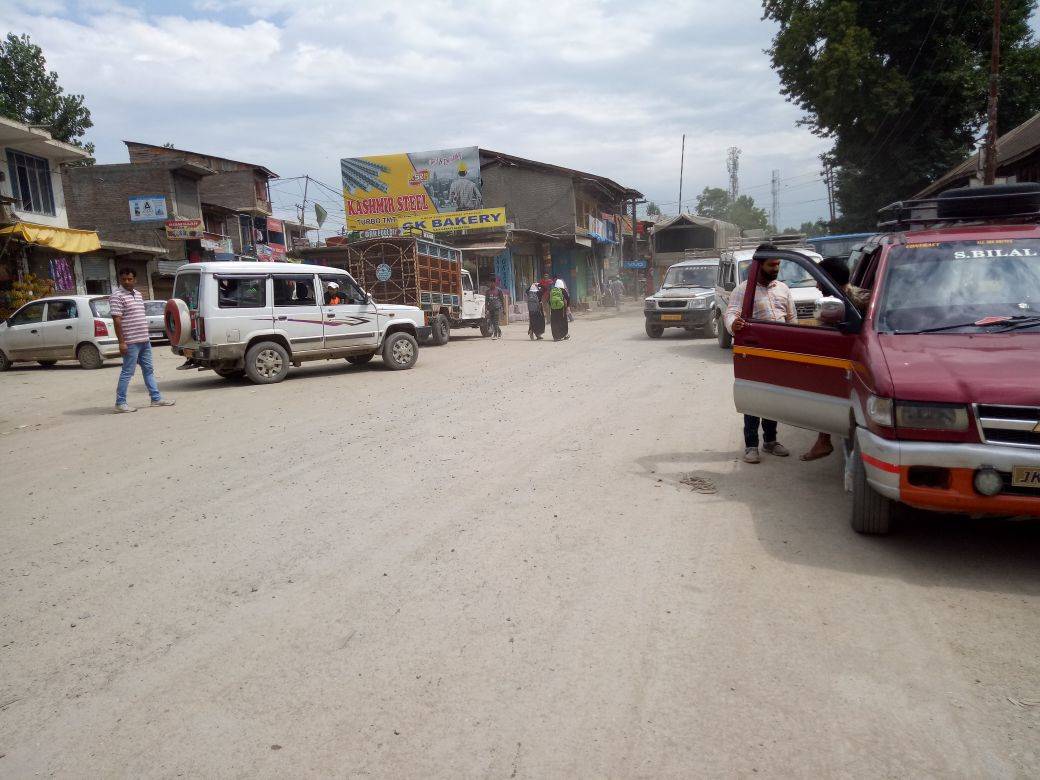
764, 0, 1040, 229
694, 187, 771, 231
646, 201, 662, 216
782, 219, 830, 235
0, 33, 93, 155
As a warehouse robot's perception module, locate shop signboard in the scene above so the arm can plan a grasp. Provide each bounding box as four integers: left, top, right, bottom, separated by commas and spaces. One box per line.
623, 259, 648, 269
129, 195, 167, 222
165, 219, 204, 240
397, 207, 506, 234
341, 146, 483, 231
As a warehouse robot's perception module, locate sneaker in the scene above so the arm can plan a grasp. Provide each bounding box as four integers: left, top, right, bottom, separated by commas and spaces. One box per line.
114, 403, 137, 413
150, 399, 176, 407
763, 441, 790, 457
176, 360, 194, 371
743, 447, 761, 464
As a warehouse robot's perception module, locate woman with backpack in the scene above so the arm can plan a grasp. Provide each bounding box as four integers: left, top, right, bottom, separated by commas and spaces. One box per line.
548, 278, 571, 341
527, 282, 545, 340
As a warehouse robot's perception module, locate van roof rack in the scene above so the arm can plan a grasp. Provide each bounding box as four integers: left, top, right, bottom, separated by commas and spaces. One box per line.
726, 233, 807, 251
877, 183, 1040, 231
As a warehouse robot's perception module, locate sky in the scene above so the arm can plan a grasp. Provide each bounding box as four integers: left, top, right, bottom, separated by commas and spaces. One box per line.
2, 0, 839, 234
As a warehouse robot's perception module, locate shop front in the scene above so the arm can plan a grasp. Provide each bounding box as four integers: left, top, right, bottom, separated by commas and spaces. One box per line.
0, 222, 100, 317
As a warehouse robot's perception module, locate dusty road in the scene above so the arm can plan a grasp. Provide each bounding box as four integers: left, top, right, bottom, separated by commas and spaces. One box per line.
1, 308, 1039, 777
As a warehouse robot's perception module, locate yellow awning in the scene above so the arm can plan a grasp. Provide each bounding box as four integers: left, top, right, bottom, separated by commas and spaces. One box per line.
0, 222, 101, 254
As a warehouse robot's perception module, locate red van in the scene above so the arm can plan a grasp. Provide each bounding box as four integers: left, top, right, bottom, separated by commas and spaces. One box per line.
732, 184, 1040, 534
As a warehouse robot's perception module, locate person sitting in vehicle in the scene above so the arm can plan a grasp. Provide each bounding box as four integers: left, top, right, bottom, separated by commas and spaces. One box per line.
325, 282, 342, 306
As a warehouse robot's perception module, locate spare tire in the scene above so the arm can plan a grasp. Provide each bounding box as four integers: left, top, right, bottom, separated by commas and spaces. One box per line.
936, 182, 1040, 220
165, 298, 192, 347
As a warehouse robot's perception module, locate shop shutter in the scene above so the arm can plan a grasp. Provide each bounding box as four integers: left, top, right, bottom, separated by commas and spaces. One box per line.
81, 258, 110, 280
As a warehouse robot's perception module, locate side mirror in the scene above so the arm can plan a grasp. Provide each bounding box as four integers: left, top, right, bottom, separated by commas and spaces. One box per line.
815, 296, 846, 325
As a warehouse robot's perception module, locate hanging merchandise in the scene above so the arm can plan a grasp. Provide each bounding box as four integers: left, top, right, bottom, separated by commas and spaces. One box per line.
49, 257, 75, 291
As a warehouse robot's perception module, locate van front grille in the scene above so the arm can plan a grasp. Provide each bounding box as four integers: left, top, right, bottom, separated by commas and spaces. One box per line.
977, 404, 1040, 449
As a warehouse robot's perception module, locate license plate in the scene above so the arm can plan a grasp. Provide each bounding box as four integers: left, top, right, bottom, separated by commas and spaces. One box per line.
182, 348, 195, 358
1011, 466, 1040, 489
661, 314, 682, 321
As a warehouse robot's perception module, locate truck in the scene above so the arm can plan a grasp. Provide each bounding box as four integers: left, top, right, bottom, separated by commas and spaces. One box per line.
730, 184, 1040, 534
344, 237, 488, 344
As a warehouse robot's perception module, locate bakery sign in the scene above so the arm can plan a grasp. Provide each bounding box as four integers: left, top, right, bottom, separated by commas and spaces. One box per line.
165, 219, 205, 240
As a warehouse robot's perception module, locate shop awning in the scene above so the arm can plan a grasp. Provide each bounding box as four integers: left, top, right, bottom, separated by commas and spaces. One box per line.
0, 222, 101, 254
459, 241, 508, 252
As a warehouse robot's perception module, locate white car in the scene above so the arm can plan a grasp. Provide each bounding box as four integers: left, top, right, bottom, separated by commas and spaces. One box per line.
0, 295, 119, 370
144, 299, 168, 343
167, 262, 428, 384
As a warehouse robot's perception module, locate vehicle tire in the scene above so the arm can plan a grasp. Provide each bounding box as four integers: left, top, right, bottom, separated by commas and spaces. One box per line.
77, 343, 104, 370
244, 341, 290, 384
479, 319, 492, 338
430, 314, 450, 346
214, 368, 245, 380
850, 438, 894, 535
645, 321, 663, 339
382, 331, 418, 370
0, 351, 11, 371
37, 360, 58, 367
346, 353, 375, 365
164, 299, 192, 347
714, 310, 732, 349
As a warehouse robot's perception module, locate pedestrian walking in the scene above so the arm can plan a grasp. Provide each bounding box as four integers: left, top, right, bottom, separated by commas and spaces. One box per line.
486, 278, 505, 340
610, 276, 625, 309
110, 268, 175, 413
527, 282, 545, 340
549, 278, 571, 341
724, 256, 792, 463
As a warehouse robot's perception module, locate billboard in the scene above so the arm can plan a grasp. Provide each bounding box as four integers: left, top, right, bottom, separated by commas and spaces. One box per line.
129, 195, 167, 222
341, 146, 485, 231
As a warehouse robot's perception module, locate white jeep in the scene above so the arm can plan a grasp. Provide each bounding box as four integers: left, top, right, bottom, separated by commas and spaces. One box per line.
167, 262, 427, 383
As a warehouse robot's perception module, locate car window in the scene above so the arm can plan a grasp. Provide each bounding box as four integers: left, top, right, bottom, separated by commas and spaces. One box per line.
144, 301, 167, 316
173, 273, 202, 310
90, 298, 112, 318
462, 274, 473, 292
217, 276, 266, 308
273, 275, 317, 306
46, 300, 78, 321
319, 273, 363, 305
9, 302, 46, 326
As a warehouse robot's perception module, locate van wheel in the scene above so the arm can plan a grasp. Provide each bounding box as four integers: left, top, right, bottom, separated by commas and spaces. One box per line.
645, 322, 663, 338
77, 343, 104, 369
382, 332, 418, 370
37, 360, 58, 367
0, 351, 11, 371
430, 314, 450, 345
346, 353, 375, 365
714, 310, 732, 349
214, 368, 245, 380
244, 341, 290, 384
850, 439, 894, 535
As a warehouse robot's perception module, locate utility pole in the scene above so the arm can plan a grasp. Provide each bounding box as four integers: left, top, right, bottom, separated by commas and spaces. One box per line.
298, 175, 310, 243
678, 134, 686, 215
983, 0, 1003, 185
771, 170, 780, 232
824, 165, 837, 226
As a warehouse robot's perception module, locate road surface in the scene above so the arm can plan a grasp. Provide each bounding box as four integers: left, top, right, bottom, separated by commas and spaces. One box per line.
2, 308, 1038, 776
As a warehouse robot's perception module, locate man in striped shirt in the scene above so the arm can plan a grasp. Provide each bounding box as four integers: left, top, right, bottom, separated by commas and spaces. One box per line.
110, 268, 175, 413
725, 256, 793, 464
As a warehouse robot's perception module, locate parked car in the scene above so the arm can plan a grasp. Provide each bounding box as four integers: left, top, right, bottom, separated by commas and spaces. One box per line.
730, 183, 1040, 534
145, 299, 168, 343
0, 295, 119, 370
644, 257, 719, 338
712, 244, 824, 348
167, 261, 428, 384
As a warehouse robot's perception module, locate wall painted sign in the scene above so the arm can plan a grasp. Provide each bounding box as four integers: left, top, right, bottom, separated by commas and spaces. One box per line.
129, 195, 167, 222
397, 207, 506, 234
341, 146, 483, 231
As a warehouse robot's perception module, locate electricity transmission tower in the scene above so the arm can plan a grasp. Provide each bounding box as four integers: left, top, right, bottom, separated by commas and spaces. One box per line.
726, 147, 741, 200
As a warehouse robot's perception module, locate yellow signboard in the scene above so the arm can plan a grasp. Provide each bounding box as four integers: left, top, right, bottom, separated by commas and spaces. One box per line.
397, 208, 507, 233
342, 146, 491, 231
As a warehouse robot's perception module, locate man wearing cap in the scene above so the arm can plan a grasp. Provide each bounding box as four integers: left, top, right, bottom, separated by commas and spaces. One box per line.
448, 163, 481, 211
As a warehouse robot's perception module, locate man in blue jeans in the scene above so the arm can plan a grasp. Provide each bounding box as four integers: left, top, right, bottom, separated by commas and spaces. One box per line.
110, 268, 175, 413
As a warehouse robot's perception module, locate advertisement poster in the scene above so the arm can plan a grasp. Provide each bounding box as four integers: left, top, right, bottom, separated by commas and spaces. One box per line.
129, 195, 167, 222
165, 219, 204, 240
397, 207, 507, 234
341, 146, 484, 231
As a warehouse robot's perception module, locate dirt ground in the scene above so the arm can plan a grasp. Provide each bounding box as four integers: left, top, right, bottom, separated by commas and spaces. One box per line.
1, 309, 1039, 777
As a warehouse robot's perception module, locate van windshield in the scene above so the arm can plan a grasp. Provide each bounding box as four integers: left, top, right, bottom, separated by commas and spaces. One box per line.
878, 239, 1040, 333
663, 266, 715, 288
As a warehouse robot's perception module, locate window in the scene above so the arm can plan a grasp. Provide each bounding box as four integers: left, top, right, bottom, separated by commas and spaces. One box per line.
6, 150, 56, 216
319, 274, 364, 305
9, 302, 46, 326
217, 276, 266, 308
46, 300, 78, 321
462, 273, 473, 292
144, 301, 167, 316
90, 298, 111, 318
273, 275, 316, 306
173, 272, 202, 310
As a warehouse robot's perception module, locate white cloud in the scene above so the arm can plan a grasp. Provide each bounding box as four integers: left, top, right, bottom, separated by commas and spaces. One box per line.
1, 0, 832, 226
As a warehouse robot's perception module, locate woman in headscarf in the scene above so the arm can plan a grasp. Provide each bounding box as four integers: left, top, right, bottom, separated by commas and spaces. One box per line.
527, 282, 545, 340
548, 278, 571, 341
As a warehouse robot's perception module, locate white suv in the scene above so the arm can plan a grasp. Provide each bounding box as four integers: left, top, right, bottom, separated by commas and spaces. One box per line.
0, 295, 119, 370
168, 262, 428, 384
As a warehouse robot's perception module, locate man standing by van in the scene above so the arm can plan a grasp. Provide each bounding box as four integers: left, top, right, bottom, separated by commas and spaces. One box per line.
110, 268, 175, 413
725, 256, 793, 463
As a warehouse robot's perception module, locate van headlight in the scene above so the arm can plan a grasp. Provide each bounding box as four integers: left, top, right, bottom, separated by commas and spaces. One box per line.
691, 297, 710, 309
866, 395, 894, 427
895, 403, 970, 431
